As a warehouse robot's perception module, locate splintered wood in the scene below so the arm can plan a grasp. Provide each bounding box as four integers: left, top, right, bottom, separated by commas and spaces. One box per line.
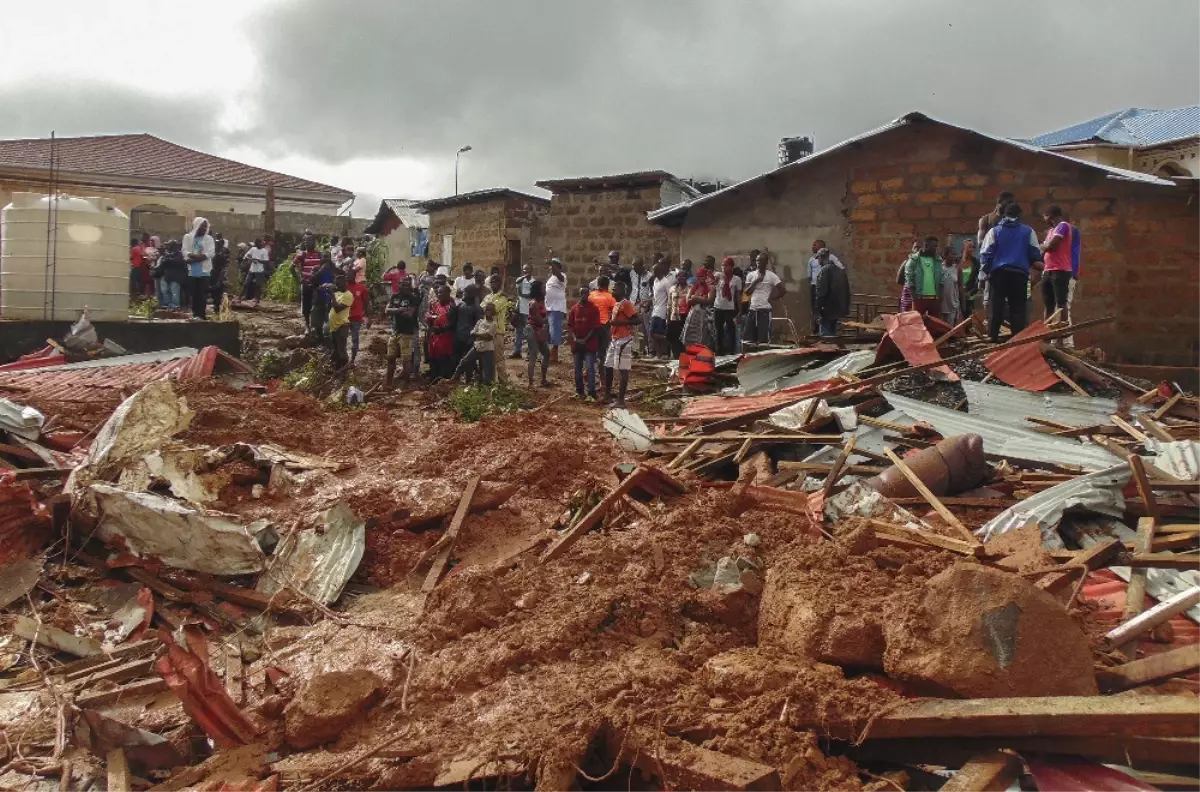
417, 476, 480, 613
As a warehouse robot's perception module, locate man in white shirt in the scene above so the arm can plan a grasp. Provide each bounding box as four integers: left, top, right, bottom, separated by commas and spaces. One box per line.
743, 252, 784, 345
713, 256, 743, 354
511, 263, 534, 358
545, 258, 568, 363
182, 216, 215, 320
649, 259, 672, 358
625, 257, 653, 355
453, 262, 475, 301
241, 237, 271, 306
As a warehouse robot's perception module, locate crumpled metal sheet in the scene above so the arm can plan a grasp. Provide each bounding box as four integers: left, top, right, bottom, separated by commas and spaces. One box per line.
1068, 517, 1200, 623
983, 320, 1060, 391
0, 398, 45, 440
1027, 757, 1157, 792
1143, 438, 1200, 480
66, 380, 193, 493
766, 349, 875, 393
257, 503, 365, 606
76, 708, 183, 771
960, 380, 1119, 428
801, 410, 916, 468
682, 378, 838, 420
878, 312, 957, 381
975, 463, 1130, 545
823, 480, 925, 528
156, 628, 259, 749
91, 484, 268, 575
882, 392, 1119, 470
735, 345, 840, 393
603, 409, 654, 452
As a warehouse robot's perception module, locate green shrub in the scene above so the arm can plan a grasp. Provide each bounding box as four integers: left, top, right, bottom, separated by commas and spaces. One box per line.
448, 382, 525, 423
265, 263, 300, 302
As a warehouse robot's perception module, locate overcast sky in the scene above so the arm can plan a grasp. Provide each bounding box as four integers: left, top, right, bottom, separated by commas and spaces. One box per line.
1, 0, 1196, 216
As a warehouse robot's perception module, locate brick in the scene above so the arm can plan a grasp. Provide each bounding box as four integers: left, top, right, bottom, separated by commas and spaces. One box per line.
856, 193, 887, 207
854, 222, 882, 236
1075, 199, 1114, 215
948, 189, 982, 203
848, 209, 877, 222
908, 162, 936, 173
962, 174, 989, 187
851, 180, 879, 193
868, 237, 895, 250
1050, 186, 1088, 201
996, 172, 1017, 185
899, 205, 929, 220
931, 174, 960, 188
916, 192, 947, 204
931, 205, 964, 219
879, 208, 899, 220
881, 177, 905, 191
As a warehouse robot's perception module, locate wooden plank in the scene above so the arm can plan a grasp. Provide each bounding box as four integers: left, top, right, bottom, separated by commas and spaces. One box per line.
1149, 533, 1198, 551
1120, 515, 1158, 656
76, 677, 169, 709
1032, 538, 1121, 594
882, 447, 977, 544
732, 438, 754, 465
1097, 645, 1200, 692
106, 749, 130, 792
891, 497, 1020, 508
866, 695, 1200, 739
1159, 523, 1200, 534
1055, 369, 1091, 397
777, 461, 886, 477
1026, 416, 1079, 431
1112, 414, 1148, 443
1154, 394, 1183, 420
1140, 415, 1177, 443
420, 476, 481, 595
55, 638, 156, 677
610, 729, 782, 791
668, 438, 703, 470
933, 317, 974, 347
225, 639, 244, 705
939, 751, 1022, 792
1103, 586, 1200, 650
1129, 455, 1161, 522
820, 436, 857, 502
12, 616, 102, 657
2, 466, 69, 480
850, 736, 1200, 769
869, 521, 981, 557
68, 657, 155, 690
541, 470, 645, 563
1126, 552, 1200, 570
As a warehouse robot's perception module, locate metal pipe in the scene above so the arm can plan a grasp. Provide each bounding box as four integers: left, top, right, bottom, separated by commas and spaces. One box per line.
1103, 586, 1200, 650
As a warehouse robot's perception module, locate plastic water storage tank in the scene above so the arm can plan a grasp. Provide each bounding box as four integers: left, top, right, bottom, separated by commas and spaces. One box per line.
1, 192, 129, 321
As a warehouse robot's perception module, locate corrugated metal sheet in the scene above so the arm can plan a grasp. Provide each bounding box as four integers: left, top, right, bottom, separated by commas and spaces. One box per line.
769, 350, 875, 392
801, 409, 916, 466
382, 199, 429, 229
882, 392, 1120, 470
681, 378, 836, 420
976, 463, 1130, 545
649, 111, 1175, 222
0, 346, 226, 404
1143, 439, 1200, 480
960, 380, 1119, 428
1027, 106, 1200, 148
982, 321, 1060, 391
735, 345, 842, 394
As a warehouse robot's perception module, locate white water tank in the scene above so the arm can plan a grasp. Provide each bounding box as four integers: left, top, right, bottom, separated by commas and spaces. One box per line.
1, 192, 130, 321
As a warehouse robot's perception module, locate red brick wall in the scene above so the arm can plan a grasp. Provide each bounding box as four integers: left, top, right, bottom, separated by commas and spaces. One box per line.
840, 123, 1199, 365
537, 185, 681, 286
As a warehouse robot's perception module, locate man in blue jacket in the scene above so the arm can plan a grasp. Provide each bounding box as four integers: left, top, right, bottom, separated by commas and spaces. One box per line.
979, 202, 1042, 342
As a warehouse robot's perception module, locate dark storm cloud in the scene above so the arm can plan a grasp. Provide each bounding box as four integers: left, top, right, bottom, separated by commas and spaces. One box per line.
0, 81, 218, 146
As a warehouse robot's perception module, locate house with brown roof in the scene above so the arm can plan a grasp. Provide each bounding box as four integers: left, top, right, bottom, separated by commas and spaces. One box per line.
533, 171, 700, 284
0, 133, 356, 242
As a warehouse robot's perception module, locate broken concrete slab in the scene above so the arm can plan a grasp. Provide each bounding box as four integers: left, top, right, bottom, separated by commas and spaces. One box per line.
882, 563, 1098, 698
89, 484, 269, 575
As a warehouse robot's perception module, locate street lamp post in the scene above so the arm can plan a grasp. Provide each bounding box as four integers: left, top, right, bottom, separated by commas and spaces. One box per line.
455, 145, 472, 195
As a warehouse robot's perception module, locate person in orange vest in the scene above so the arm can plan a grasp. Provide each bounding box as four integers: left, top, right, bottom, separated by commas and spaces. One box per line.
602, 282, 640, 408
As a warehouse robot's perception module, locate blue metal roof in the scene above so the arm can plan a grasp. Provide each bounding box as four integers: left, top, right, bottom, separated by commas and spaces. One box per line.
1027, 106, 1200, 148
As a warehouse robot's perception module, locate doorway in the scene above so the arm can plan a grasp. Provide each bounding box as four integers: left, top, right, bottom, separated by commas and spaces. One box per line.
505, 239, 521, 283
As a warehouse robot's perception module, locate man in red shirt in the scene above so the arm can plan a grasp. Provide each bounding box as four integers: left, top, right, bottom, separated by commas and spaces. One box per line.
568, 285, 601, 400
345, 277, 370, 364
129, 236, 145, 298
291, 239, 323, 331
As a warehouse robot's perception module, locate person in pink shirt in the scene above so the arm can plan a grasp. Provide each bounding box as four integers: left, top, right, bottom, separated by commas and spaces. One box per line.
1039, 204, 1073, 324
382, 261, 409, 295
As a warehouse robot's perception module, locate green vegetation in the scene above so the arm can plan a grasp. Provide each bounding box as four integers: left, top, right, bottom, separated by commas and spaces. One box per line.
448, 382, 525, 423
264, 263, 300, 302
130, 297, 157, 318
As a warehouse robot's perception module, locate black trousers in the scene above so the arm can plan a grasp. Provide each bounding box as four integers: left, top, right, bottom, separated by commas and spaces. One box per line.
667, 319, 685, 357
301, 283, 316, 327
714, 308, 737, 354
1042, 270, 1071, 320
988, 268, 1029, 341
190, 276, 210, 319
330, 325, 350, 368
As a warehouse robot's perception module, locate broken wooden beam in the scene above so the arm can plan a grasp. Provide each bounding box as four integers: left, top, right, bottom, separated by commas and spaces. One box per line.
1125, 552, 1200, 570
776, 460, 886, 477
608, 728, 781, 791
106, 749, 130, 792
1097, 645, 1200, 692
938, 751, 1022, 792
13, 616, 102, 657
1154, 393, 1184, 420
1129, 456, 1160, 522
869, 521, 982, 557
541, 468, 646, 563
864, 695, 1200, 739
882, 447, 977, 544
419, 476, 481, 603
66, 657, 155, 690
849, 736, 1200, 769
1119, 515, 1158, 656
1055, 369, 1091, 398
76, 677, 169, 709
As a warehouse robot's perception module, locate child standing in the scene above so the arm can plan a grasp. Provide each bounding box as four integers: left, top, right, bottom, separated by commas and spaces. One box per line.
345, 277, 370, 364
327, 274, 354, 370
385, 278, 419, 388
455, 302, 498, 384
939, 252, 962, 326
526, 280, 551, 388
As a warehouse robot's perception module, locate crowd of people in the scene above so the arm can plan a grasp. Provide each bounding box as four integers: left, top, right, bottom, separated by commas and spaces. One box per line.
373, 249, 806, 405
896, 191, 1082, 343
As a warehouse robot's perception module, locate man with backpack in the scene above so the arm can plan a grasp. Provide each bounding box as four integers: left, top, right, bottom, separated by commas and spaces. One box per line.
980, 202, 1042, 342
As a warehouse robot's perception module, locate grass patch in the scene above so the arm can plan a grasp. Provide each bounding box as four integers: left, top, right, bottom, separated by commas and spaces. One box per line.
448, 382, 525, 423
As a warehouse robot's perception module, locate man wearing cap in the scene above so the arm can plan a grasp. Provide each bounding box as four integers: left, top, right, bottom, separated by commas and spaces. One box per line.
808, 239, 843, 333
545, 257, 568, 364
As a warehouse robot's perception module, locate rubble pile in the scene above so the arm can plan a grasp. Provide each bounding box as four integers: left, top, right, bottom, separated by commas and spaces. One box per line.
0, 309, 1197, 792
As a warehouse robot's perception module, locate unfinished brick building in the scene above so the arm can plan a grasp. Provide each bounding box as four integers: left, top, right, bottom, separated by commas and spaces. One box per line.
650, 112, 1199, 367
533, 171, 699, 284
417, 189, 549, 280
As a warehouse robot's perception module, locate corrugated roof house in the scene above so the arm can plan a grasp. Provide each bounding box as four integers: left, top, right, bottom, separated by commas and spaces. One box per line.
1023, 106, 1200, 178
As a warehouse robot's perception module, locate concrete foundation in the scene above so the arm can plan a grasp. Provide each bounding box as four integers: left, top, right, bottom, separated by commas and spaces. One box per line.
0, 319, 242, 363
